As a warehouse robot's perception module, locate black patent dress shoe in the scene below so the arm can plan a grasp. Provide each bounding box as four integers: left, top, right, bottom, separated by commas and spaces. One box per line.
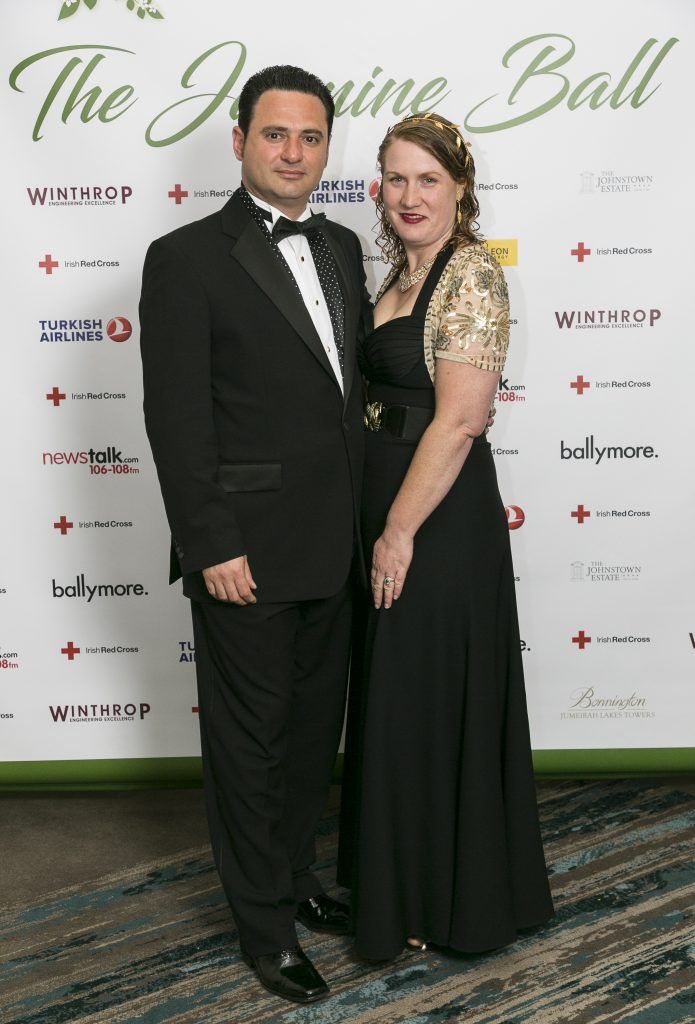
241, 945, 329, 1004
296, 893, 350, 935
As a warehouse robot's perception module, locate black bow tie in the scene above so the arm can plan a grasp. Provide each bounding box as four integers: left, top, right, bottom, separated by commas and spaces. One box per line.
272, 213, 326, 242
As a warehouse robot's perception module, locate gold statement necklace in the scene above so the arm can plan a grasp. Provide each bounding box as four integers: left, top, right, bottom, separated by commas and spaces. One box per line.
397, 253, 438, 293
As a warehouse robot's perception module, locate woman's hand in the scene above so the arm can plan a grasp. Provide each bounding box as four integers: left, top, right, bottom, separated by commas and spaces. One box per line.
371, 525, 413, 609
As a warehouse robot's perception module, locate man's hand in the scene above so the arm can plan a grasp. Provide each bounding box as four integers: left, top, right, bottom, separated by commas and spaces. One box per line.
202, 556, 257, 605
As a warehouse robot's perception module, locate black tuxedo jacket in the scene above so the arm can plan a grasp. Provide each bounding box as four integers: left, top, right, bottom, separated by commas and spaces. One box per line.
140, 191, 369, 603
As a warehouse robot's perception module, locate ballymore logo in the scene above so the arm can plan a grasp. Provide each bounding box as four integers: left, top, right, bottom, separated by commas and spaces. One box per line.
555, 307, 661, 330
42, 445, 140, 476
39, 317, 129, 343
52, 574, 149, 601
561, 687, 654, 720
49, 701, 151, 723
560, 436, 658, 464
27, 184, 133, 206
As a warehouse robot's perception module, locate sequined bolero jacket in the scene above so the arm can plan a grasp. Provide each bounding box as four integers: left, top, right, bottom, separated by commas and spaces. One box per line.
375, 242, 511, 381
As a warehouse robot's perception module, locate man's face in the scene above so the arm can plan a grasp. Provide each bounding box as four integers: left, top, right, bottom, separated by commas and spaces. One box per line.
233, 90, 329, 217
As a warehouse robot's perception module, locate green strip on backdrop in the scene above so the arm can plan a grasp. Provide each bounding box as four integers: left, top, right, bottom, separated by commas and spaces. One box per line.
0, 749, 694, 790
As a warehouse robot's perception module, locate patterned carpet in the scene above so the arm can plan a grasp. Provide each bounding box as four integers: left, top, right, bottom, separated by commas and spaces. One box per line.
2, 779, 695, 1024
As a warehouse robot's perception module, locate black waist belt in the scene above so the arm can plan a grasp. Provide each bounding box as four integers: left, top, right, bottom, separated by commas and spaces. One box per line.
364, 401, 434, 441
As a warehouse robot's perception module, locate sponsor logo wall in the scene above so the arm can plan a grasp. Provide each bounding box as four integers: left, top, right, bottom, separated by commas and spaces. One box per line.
1, 0, 693, 774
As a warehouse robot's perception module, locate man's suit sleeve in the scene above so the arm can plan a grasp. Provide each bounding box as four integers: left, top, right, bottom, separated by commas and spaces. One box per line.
139, 236, 245, 575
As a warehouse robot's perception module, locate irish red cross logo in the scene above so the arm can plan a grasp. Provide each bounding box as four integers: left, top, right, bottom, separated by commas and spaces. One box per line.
54, 516, 73, 535
168, 184, 188, 204
46, 387, 66, 406
572, 631, 591, 650
571, 505, 591, 524
61, 641, 80, 660
571, 242, 591, 262
39, 254, 59, 275
570, 375, 590, 395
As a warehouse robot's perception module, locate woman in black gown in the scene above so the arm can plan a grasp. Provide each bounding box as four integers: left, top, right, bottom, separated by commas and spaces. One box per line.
338, 114, 554, 961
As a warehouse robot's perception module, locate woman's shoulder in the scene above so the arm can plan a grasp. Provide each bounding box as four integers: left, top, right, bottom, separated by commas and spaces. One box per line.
445, 240, 501, 275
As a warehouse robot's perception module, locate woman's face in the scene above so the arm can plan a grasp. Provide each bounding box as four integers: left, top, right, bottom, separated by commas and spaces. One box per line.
381, 138, 460, 253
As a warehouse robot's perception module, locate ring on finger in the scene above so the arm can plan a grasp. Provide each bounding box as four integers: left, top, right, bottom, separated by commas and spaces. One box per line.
383, 576, 395, 587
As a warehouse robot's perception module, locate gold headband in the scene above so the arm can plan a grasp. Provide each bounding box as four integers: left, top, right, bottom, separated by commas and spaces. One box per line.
387, 113, 472, 164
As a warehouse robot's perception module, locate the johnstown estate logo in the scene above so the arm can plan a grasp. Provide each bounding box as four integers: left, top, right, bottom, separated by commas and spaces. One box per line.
560, 436, 658, 464
561, 687, 654, 720
570, 560, 642, 583
580, 170, 654, 194
9, 34, 678, 146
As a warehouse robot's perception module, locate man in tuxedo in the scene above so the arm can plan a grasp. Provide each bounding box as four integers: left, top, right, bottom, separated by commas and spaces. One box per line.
139, 66, 369, 1004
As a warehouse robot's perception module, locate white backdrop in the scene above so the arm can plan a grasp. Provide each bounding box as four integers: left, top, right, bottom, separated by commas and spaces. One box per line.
2, 0, 693, 781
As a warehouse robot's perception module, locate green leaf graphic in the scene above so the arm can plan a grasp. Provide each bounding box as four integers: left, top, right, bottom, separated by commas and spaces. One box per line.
58, 1, 79, 19
57, 0, 165, 21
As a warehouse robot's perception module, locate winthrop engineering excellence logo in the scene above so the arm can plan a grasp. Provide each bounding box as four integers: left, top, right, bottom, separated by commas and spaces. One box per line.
561, 687, 654, 720
49, 702, 151, 724
555, 307, 661, 330
560, 436, 657, 464
27, 185, 132, 207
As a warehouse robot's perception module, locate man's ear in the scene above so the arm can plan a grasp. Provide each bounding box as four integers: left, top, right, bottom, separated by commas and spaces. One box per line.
232, 125, 244, 162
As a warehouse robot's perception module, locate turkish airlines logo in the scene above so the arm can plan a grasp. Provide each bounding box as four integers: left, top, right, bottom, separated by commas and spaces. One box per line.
505, 505, 525, 529
106, 317, 132, 342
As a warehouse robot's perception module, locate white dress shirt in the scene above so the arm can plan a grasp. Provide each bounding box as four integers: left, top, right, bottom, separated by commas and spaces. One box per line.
249, 192, 344, 394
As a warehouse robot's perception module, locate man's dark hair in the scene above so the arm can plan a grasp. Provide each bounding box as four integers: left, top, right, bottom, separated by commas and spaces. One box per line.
237, 65, 335, 137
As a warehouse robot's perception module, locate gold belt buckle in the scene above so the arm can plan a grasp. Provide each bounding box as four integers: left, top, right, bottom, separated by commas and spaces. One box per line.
364, 400, 385, 432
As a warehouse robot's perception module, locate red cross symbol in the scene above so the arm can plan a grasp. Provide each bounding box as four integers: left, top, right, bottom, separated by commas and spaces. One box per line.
54, 516, 73, 535
168, 184, 188, 204
572, 630, 591, 649
39, 254, 59, 274
571, 242, 591, 262
61, 641, 80, 660
570, 375, 590, 395
191, 706, 199, 714
46, 387, 66, 406
571, 504, 591, 524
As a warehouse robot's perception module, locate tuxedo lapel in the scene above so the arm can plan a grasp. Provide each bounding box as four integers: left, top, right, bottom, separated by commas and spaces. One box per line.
322, 227, 357, 409
221, 195, 339, 387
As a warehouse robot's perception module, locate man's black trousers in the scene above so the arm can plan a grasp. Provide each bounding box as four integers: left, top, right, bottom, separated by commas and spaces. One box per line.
191, 584, 352, 955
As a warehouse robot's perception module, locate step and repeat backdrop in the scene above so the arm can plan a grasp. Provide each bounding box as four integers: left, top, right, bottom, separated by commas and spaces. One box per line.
1, 0, 693, 782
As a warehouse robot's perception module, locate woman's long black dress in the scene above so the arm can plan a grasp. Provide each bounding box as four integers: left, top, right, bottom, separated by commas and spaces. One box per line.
338, 251, 554, 961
